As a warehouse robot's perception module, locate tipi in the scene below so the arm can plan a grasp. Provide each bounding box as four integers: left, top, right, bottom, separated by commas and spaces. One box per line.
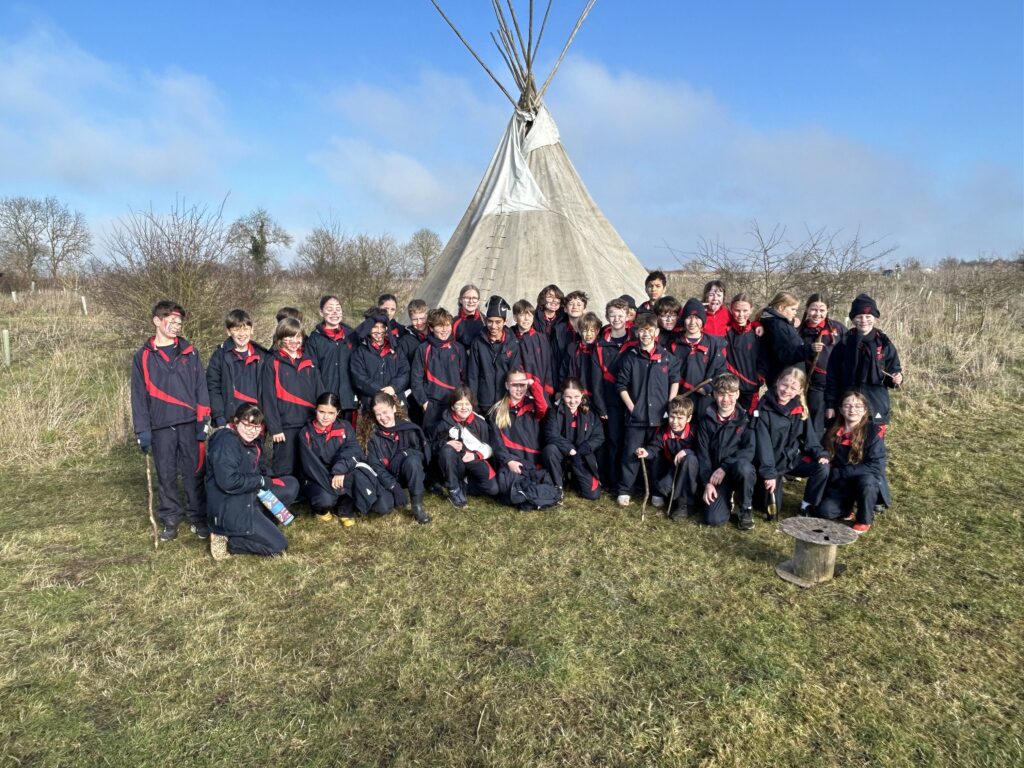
419, 0, 648, 312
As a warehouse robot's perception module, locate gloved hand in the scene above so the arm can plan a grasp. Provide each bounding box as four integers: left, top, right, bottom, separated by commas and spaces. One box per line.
138, 431, 152, 454
196, 422, 208, 441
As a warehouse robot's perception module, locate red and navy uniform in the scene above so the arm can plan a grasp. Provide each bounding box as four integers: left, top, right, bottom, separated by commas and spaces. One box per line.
398, 325, 429, 366
670, 333, 727, 417
260, 347, 324, 476
638, 299, 657, 314
753, 391, 829, 514
453, 309, 484, 347
817, 423, 890, 526
298, 417, 377, 515
206, 426, 299, 557
489, 377, 549, 470
468, 328, 522, 413
644, 421, 699, 511
758, 307, 811, 386
430, 408, 499, 496
513, 326, 554, 400
704, 305, 730, 337
696, 405, 756, 526
593, 327, 633, 490
207, 339, 268, 427
825, 329, 901, 425
412, 335, 467, 427
350, 337, 410, 411
799, 317, 846, 436
534, 307, 566, 338
552, 320, 580, 386
725, 319, 766, 414
561, 339, 599, 399
615, 344, 682, 495
131, 336, 211, 528
541, 403, 604, 499
367, 420, 429, 513
305, 322, 359, 415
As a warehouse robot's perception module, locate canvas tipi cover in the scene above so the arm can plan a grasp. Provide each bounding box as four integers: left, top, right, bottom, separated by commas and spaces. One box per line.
418, 104, 648, 312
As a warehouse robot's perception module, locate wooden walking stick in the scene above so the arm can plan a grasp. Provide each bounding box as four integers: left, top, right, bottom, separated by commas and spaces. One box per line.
666, 457, 682, 517
805, 331, 825, 394
639, 455, 650, 523
144, 453, 159, 549
680, 378, 714, 399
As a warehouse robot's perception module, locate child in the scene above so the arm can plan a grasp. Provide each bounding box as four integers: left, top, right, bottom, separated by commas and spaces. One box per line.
276, 306, 303, 324
260, 316, 324, 477
702, 280, 729, 337
553, 290, 588, 378
674, 298, 727, 418
639, 270, 668, 313
206, 404, 300, 559
636, 396, 698, 521
364, 392, 431, 524
412, 307, 467, 430
431, 387, 499, 508
753, 367, 830, 520
725, 293, 766, 415
560, 312, 602, 397
131, 300, 211, 541
534, 284, 566, 337
799, 293, 846, 437
298, 393, 379, 525
615, 313, 681, 506
825, 294, 902, 426
654, 296, 682, 342
593, 298, 633, 490
207, 308, 268, 428
542, 378, 605, 500
453, 284, 484, 347
468, 296, 521, 414
757, 291, 811, 386
512, 300, 554, 401
618, 295, 638, 325
697, 373, 756, 529
399, 298, 430, 365
817, 390, 890, 533
305, 295, 359, 424
350, 310, 410, 412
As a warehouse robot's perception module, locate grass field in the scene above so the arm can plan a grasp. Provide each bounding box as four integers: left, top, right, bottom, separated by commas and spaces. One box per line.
1, 274, 1022, 766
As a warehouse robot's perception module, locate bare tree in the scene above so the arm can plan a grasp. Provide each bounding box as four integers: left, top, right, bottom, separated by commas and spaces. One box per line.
39, 198, 91, 282
404, 228, 443, 277
0, 196, 92, 286
227, 208, 292, 274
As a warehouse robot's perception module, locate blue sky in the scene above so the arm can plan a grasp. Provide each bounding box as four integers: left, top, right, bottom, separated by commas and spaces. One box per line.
1, 0, 1021, 266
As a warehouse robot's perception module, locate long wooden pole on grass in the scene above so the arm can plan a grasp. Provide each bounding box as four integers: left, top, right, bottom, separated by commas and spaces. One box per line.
1, 329, 10, 367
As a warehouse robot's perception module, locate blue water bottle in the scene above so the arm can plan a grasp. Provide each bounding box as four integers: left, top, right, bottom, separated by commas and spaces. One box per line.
257, 489, 294, 526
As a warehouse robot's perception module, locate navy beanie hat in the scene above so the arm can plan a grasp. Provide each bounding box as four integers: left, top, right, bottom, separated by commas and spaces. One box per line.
849, 293, 880, 319
681, 298, 707, 325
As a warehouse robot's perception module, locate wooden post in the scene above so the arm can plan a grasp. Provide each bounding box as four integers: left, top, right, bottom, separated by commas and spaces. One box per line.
776, 516, 859, 588
30, 281, 36, 293
10, 291, 16, 302
80, 295, 88, 316
1, 329, 10, 367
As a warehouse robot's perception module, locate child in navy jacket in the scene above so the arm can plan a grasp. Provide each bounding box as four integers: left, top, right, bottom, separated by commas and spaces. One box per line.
799, 293, 846, 438
305, 295, 359, 421
206, 308, 268, 428
364, 392, 431, 524
672, 298, 727, 420
724, 293, 766, 415
512, 300, 554, 401
697, 373, 756, 529
412, 308, 467, 430
637, 396, 699, 520
131, 300, 211, 541
430, 387, 499, 508
350, 310, 411, 412
542, 378, 605, 500
594, 298, 633, 491
468, 297, 521, 414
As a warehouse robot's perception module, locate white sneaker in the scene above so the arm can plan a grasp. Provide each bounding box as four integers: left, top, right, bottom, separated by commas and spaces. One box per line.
651, 496, 665, 508
616, 494, 631, 507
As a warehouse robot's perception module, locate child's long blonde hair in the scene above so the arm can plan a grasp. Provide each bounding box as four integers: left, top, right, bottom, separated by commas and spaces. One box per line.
489, 368, 529, 430
776, 366, 810, 421
755, 291, 799, 321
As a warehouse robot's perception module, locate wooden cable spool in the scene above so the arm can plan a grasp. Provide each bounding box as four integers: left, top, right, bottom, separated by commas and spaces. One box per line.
775, 516, 858, 588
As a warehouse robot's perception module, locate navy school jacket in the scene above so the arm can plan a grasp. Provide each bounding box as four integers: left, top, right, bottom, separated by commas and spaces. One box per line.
305, 322, 359, 411
827, 422, 891, 504
562, 340, 601, 397
645, 420, 695, 464
824, 329, 901, 423
259, 348, 324, 434
534, 307, 566, 338
398, 325, 429, 366
513, 326, 554, 399
758, 307, 811, 385
753, 390, 829, 480
131, 336, 211, 434
453, 309, 484, 347
696, 406, 756, 485
367, 420, 429, 490
670, 333, 727, 398
468, 329, 521, 412
543, 403, 604, 475
298, 417, 365, 489
615, 344, 682, 427
412, 335, 467, 407
725, 320, 766, 400
552, 319, 580, 387
350, 339, 410, 409
799, 318, 846, 392
430, 409, 496, 475
207, 340, 269, 426
592, 328, 633, 417
489, 377, 549, 468
206, 426, 271, 536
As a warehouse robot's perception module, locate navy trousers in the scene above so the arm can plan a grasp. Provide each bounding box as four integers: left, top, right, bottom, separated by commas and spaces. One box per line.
152, 424, 206, 528
702, 460, 756, 526
228, 476, 299, 557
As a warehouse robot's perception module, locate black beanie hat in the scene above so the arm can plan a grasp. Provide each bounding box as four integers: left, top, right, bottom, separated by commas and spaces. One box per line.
356, 310, 390, 339
681, 298, 707, 325
849, 293, 880, 319
485, 295, 510, 320
618, 294, 637, 310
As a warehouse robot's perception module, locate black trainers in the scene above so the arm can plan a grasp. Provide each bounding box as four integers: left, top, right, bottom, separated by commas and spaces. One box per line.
669, 504, 691, 522
411, 496, 432, 525
158, 524, 178, 541
446, 486, 468, 508
737, 508, 755, 531
190, 522, 210, 539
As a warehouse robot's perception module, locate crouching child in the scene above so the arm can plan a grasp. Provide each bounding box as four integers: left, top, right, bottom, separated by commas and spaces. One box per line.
431, 387, 500, 508
364, 392, 432, 524
206, 404, 300, 559
637, 395, 698, 521
697, 373, 756, 529
542, 378, 605, 501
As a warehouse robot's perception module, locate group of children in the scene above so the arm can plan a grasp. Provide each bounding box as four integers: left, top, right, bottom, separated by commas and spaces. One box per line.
130, 271, 902, 560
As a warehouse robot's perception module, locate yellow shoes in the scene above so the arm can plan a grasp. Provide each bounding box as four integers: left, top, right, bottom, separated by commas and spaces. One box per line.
316, 511, 335, 523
